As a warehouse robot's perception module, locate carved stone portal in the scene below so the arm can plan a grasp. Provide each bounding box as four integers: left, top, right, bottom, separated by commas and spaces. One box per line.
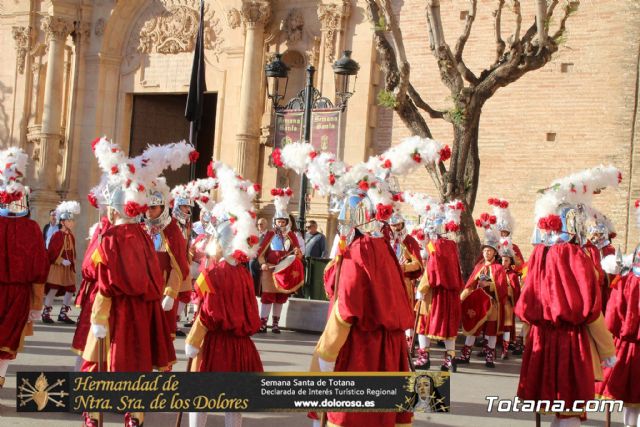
137, 2, 223, 55
318, 0, 350, 62
12, 26, 32, 74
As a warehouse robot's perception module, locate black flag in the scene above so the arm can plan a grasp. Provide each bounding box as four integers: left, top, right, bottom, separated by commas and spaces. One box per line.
185, 0, 206, 179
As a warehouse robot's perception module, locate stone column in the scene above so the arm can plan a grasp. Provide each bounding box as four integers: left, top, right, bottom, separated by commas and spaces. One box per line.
235, 0, 271, 181
30, 15, 74, 221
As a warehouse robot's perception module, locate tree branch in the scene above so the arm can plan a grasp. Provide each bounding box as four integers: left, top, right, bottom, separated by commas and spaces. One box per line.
408, 84, 445, 119
493, 0, 506, 63
535, 0, 548, 47
552, 1, 579, 41
455, 0, 477, 61
511, 0, 522, 45
425, 0, 464, 93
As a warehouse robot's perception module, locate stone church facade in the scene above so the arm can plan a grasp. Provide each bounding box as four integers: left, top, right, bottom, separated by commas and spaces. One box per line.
0, 0, 639, 255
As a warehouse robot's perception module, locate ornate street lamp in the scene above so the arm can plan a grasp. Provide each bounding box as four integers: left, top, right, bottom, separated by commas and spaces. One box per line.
264, 50, 359, 237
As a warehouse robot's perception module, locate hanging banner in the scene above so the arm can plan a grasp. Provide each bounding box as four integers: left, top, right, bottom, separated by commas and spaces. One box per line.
274, 109, 342, 155
310, 108, 341, 155
274, 110, 304, 149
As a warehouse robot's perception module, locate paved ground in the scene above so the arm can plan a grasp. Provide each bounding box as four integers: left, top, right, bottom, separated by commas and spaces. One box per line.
0, 316, 621, 426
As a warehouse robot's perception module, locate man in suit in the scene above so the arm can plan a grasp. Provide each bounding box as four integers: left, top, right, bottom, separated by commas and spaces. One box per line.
42, 209, 60, 248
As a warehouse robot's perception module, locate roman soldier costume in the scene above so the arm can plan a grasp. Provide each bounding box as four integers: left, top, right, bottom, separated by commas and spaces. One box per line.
489, 198, 525, 273
587, 211, 616, 311
275, 135, 451, 427
185, 161, 263, 427
516, 166, 618, 425
42, 200, 81, 324
405, 193, 464, 372
143, 178, 190, 340
256, 187, 304, 334
0, 148, 49, 389
456, 214, 509, 368
596, 201, 640, 426
71, 183, 110, 370
497, 237, 521, 359
81, 137, 195, 427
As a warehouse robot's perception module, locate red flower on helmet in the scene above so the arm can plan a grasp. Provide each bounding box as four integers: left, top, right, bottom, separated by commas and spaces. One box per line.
249, 210, 256, 219
125, 179, 132, 188
328, 174, 336, 185
87, 192, 98, 209
455, 201, 465, 211
475, 219, 482, 227
189, 150, 199, 163
253, 184, 261, 193
271, 188, 283, 197
91, 137, 101, 151
375, 203, 394, 221
412, 152, 422, 163
137, 184, 145, 192
229, 215, 237, 224
445, 221, 459, 232
382, 159, 392, 169
271, 148, 284, 167
124, 201, 147, 217
538, 214, 562, 232
285, 188, 293, 197
414, 230, 425, 241
635, 199, 640, 209
200, 196, 209, 204
231, 250, 249, 263
358, 180, 369, 191
206, 161, 215, 178
110, 166, 119, 175
439, 145, 452, 162
247, 235, 259, 246
127, 164, 135, 174
309, 151, 318, 160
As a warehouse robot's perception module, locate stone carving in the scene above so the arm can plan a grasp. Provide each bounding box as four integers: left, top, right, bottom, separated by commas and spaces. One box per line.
317, 0, 350, 62
12, 26, 32, 74
73, 21, 91, 45
41, 16, 74, 42
240, 0, 271, 28
306, 36, 321, 68
227, 8, 241, 29
137, 1, 223, 55
284, 9, 304, 43
94, 18, 106, 37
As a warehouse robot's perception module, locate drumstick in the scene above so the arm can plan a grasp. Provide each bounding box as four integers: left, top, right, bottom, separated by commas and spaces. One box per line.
97, 337, 104, 427
174, 358, 193, 427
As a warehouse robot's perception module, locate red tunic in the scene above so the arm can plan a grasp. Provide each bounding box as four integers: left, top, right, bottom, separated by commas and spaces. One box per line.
72, 217, 110, 355
515, 243, 601, 406
401, 234, 423, 281
257, 230, 301, 304
195, 260, 263, 372
600, 244, 616, 310
597, 272, 640, 404
463, 261, 509, 336
423, 238, 464, 340
512, 243, 526, 274
504, 269, 521, 337
324, 233, 413, 427
0, 216, 49, 360
90, 223, 176, 371
45, 230, 76, 294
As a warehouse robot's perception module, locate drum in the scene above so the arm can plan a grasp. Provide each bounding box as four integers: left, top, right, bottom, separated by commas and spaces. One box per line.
272, 255, 305, 294
460, 287, 492, 335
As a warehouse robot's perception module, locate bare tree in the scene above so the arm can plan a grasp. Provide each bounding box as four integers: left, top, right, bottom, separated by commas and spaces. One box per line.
366, 0, 579, 275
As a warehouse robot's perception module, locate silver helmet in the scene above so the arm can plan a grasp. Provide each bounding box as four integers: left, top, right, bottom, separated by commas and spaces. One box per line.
172, 196, 193, 225
0, 188, 29, 218
336, 188, 379, 242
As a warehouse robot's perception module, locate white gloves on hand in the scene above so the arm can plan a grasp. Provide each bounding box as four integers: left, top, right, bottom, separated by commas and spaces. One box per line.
185, 343, 199, 359
162, 295, 175, 311
29, 309, 40, 322
318, 357, 335, 372
602, 356, 617, 368
92, 324, 107, 339
61, 259, 72, 267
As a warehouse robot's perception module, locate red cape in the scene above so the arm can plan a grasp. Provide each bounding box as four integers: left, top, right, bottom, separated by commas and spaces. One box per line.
95, 223, 164, 300
0, 216, 49, 285
161, 218, 190, 280
426, 238, 464, 291
47, 230, 76, 270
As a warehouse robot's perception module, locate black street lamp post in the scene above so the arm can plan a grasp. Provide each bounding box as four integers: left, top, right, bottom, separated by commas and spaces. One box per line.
265, 51, 359, 237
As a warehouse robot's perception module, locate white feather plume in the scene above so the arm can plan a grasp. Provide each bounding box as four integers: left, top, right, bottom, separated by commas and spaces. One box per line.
55, 200, 81, 219
0, 147, 29, 198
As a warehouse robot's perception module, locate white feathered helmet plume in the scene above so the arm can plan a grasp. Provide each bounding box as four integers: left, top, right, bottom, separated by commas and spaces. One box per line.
271, 187, 293, 220
188, 177, 219, 233
55, 200, 81, 222
204, 160, 261, 263
488, 197, 514, 235
0, 147, 30, 217
92, 137, 197, 218
444, 200, 465, 233
534, 165, 621, 245
272, 136, 450, 233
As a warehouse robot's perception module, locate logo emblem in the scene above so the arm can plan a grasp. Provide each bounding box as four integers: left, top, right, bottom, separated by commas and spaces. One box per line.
18, 373, 67, 411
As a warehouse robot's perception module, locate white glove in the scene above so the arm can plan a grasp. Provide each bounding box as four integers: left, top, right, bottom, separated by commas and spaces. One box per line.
29, 309, 40, 322
185, 343, 200, 358
318, 357, 335, 372
92, 324, 107, 339
162, 295, 175, 311
602, 356, 617, 368
61, 259, 72, 267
